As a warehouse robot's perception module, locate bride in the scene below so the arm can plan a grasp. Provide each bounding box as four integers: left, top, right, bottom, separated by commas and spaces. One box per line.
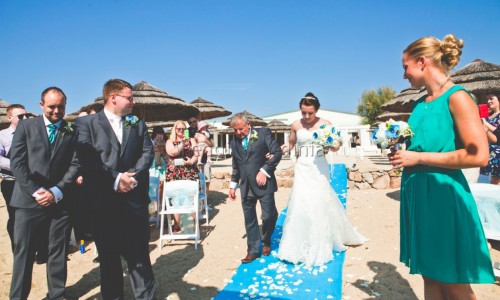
276, 92, 367, 267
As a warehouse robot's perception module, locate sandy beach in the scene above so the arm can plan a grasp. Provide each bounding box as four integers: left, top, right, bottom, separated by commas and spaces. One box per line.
1, 158, 499, 299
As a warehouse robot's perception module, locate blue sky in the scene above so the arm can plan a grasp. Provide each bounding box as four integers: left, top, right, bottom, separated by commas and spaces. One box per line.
1, 0, 499, 119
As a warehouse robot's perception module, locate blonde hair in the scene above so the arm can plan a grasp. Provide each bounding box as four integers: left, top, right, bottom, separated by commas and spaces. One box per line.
169, 120, 187, 141
404, 34, 464, 74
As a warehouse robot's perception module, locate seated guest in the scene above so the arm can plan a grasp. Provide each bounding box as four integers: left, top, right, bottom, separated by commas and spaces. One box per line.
165, 120, 199, 232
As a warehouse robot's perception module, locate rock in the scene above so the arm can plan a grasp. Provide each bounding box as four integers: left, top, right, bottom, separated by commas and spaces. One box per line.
372, 173, 390, 189
348, 181, 356, 189
355, 182, 371, 190
212, 172, 225, 179
349, 171, 363, 182
362, 172, 374, 184
390, 177, 401, 189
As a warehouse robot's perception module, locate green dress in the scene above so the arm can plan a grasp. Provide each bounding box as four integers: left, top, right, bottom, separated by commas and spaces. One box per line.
400, 85, 495, 283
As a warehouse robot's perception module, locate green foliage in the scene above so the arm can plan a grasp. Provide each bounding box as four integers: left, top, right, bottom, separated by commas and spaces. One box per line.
356, 86, 396, 125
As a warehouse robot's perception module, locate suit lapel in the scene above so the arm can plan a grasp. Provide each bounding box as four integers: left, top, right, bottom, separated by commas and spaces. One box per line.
120, 122, 131, 157
37, 117, 51, 156
50, 120, 66, 160
97, 112, 120, 152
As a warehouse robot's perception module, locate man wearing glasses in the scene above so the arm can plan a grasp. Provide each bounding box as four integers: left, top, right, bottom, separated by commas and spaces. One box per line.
76, 79, 156, 299
0, 104, 31, 250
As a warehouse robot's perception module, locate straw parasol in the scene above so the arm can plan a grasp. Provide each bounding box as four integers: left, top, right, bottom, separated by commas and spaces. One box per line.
380, 87, 423, 113
448, 59, 500, 103
0, 99, 12, 129
265, 119, 289, 132
65, 81, 199, 123
64, 102, 104, 122
376, 112, 412, 122
221, 110, 268, 127
191, 97, 232, 120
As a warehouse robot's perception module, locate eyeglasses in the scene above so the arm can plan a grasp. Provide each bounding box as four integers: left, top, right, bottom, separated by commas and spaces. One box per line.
115, 94, 134, 101
176, 128, 186, 131
17, 113, 32, 120
301, 111, 314, 116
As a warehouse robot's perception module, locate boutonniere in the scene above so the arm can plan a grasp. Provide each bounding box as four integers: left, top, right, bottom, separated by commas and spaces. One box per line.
249, 130, 258, 144
60, 123, 74, 136
124, 115, 139, 128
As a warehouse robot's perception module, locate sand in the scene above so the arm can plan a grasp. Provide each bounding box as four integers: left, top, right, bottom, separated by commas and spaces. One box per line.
1, 161, 499, 299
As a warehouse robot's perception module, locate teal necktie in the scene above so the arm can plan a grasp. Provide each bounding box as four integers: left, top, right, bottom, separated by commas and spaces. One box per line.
242, 137, 248, 151
48, 123, 57, 144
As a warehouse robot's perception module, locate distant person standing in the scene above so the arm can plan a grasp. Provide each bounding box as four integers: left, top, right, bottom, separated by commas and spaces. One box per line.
9, 87, 79, 300
480, 94, 500, 185
389, 34, 494, 298
0, 104, 28, 250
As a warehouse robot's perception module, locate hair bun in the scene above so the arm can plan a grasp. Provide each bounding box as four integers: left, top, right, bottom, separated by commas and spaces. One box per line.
439, 34, 464, 69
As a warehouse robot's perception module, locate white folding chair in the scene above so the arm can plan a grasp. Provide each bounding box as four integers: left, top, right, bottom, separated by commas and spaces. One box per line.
198, 170, 209, 226
159, 180, 200, 250
148, 175, 161, 228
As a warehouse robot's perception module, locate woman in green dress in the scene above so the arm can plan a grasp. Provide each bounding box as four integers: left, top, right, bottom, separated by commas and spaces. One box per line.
389, 34, 495, 299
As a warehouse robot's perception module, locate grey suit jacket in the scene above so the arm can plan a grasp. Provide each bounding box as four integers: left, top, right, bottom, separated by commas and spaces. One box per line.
230, 127, 282, 198
75, 111, 154, 211
10, 116, 79, 209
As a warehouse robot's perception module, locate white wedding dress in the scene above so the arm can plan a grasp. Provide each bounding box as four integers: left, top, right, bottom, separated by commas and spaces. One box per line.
276, 129, 368, 267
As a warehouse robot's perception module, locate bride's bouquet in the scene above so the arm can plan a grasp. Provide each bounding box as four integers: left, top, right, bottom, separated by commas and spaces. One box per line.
312, 124, 343, 149
371, 119, 414, 150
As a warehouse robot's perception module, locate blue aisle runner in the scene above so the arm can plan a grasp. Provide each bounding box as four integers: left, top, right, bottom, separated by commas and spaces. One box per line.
215, 164, 348, 300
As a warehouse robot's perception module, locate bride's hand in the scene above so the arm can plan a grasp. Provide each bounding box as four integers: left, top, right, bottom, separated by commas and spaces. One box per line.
281, 144, 289, 152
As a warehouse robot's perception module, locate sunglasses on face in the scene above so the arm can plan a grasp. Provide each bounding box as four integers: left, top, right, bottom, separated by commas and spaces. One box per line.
17, 113, 32, 120
301, 111, 314, 116
176, 128, 186, 131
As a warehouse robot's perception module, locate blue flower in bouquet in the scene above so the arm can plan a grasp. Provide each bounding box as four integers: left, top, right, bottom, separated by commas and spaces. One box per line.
325, 136, 334, 144
312, 132, 319, 139
385, 124, 400, 139
312, 123, 343, 148
331, 126, 336, 134
371, 119, 414, 149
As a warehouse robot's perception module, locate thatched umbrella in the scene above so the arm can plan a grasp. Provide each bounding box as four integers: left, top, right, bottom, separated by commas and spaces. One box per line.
449, 59, 500, 103
64, 102, 105, 122
380, 87, 423, 113
376, 112, 412, 122
221, 110, 268, 127
0, 99, 12, 129
66, 81, 199, 123
191, 97, 232, 120
266, 119, 289, 132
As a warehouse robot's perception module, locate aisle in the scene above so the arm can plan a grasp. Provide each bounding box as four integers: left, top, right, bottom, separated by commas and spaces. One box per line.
215, 164, 348, 300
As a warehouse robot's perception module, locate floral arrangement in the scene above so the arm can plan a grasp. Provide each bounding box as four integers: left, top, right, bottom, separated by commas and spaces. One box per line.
312, 124, 343, 148
124, 115, 139, 128
61, 123, 74, 136
249, 130, 258, 144
371, 119, 414, 149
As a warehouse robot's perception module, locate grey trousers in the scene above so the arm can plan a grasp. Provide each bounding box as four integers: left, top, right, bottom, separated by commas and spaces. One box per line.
241, 189, 278, 256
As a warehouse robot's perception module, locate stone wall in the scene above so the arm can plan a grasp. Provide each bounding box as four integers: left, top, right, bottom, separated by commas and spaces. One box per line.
211, 165, 401, 191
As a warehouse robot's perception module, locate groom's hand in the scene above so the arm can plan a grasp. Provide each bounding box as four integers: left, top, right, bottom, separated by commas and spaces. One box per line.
256, 171, 267, 186
229, 188, 237, 200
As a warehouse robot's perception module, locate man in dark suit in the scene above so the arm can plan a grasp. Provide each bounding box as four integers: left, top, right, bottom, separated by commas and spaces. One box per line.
9, 87, 79, 300
229, 113, 282, 263
75, 79, 156, 299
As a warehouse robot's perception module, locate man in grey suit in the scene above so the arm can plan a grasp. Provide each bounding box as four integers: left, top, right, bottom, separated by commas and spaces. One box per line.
9, 87, 79, 300
75, 79, 156, 299
229, 113, 282, 263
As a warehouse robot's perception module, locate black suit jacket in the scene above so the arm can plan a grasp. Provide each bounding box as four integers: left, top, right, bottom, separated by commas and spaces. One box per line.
230, 127, 282, 198
75, 111, 154, 211
10, 116, 79, 209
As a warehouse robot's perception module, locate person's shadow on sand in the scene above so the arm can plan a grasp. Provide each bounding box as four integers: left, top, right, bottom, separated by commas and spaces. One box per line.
386, 190, 400, 201
353, 261, 418, 300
